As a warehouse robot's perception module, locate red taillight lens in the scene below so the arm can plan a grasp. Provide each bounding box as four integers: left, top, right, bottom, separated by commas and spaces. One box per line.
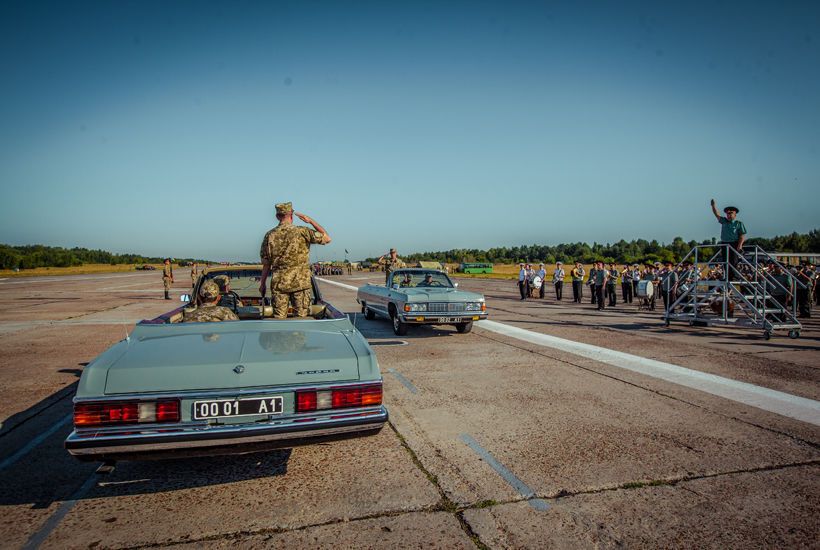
332, 384, 382, 409
296, 391, 317, 412
296, 384, 382, 413
156, 400, 180, 422
74, 400, 180, 427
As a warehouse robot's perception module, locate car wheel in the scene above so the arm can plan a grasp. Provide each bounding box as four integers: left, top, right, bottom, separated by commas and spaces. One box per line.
364, 305, 375, 320
392, 312, 408, 336
456, 321, 473, 334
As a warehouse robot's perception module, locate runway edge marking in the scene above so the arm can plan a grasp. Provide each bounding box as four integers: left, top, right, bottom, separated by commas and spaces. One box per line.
316, 278, 820, 426
476, 319, 820, 427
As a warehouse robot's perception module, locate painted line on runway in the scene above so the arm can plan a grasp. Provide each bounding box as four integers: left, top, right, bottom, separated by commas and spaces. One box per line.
318, 279, 820, 426
388, 368, 419, 394
460, 433, 549, 511
0, 273, 144, 285
0, 414, 73, 472
23, 470, 99, 550
476, 319, 820, 426
317, 277, 359, 292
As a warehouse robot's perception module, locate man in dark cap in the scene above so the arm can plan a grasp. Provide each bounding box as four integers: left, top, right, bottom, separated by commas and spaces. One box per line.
259, 202, 331, 318
710, 199, 747, 270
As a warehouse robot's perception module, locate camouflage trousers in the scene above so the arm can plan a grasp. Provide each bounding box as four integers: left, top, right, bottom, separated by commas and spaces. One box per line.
272, 288, 312, 319
163, 278, 172, 290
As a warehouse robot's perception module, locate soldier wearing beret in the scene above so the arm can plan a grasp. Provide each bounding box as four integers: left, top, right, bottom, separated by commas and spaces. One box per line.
258, 202, 331, 319
183, 280, 240, 323
162, 258, 174, 300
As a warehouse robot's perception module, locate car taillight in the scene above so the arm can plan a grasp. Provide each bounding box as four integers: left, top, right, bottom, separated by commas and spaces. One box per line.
74, 400, 180, 427
296, 384, 382, 413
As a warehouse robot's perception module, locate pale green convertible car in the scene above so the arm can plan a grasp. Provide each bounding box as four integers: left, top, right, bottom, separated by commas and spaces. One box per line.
65, 266, 387, 463
357, 268, 488, 335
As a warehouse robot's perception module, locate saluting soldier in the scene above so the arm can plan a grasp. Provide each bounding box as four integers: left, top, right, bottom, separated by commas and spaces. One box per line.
258, 202, 331, 319
183, 280, 240, 323
378, 248, 406, 285
162, 258, 174, 300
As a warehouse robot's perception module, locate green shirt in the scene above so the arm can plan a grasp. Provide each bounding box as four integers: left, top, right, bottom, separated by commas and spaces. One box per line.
719, 217, 746, 243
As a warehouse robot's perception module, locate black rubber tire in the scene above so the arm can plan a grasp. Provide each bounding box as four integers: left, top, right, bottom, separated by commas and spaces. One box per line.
789, 330, 799, 339
764, 331, 772, 340
456, 321, 473, 334
363, 305, 375, 320
392, 312, 408, 336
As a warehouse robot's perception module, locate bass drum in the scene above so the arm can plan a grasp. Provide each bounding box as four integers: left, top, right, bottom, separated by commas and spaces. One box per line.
636, 280, 654, 298
531, 275, 543, 289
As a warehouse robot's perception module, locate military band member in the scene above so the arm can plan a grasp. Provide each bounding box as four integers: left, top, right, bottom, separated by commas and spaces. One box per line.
660, 261, 679, 312
536, 263, 547, 299
553, 261, 565, 301
183, 280, 240, 323
162, 258, 174, 300
378, 248, 406, 285
258, 202, 331, 319
517, 263, 527, 300
621, 264, 633, 303
587, 264, 598, 304
571, 262, 585, 303
594, 261, 608, 310
607, 263, 618, 307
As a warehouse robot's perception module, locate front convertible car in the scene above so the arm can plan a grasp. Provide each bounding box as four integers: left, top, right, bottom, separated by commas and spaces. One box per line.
65, 267, 387, 462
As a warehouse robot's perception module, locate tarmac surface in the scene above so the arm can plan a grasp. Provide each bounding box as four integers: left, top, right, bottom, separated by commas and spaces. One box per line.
0, 270, 818, 549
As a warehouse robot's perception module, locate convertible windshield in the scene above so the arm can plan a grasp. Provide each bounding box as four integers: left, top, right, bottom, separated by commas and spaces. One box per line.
391, 271, 453, 288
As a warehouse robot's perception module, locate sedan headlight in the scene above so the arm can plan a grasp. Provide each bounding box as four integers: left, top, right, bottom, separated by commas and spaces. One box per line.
465, 302, 484, 311
404, 303, 428, 312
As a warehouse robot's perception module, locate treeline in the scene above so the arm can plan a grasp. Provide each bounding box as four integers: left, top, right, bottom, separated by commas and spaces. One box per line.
371, 230, 819, 265
0, 244, 203, 270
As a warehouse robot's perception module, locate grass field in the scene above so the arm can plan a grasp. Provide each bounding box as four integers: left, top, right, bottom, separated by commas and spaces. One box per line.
448, 263, 598, 281
0, 264, 166, 278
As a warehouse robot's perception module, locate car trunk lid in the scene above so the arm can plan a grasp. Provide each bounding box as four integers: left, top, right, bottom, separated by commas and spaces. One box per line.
104, 325, 361, 394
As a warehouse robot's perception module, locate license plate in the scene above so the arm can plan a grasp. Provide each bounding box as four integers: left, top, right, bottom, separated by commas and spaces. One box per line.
193, 397, 283, 420
434, 317, 460, 323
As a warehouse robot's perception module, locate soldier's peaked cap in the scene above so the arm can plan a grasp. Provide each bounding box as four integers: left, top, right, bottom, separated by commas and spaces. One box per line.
723, 205, 739, 213
199, 280, 220, 300
275, 202, 293, 215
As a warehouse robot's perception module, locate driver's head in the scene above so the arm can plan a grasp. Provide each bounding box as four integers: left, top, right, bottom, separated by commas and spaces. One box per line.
213, 275, 231, 293
198, 280, 221, 305
424, 273, 433, 282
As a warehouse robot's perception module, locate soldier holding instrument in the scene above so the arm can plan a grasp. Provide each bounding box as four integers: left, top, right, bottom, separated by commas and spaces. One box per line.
258, 202, 331, 319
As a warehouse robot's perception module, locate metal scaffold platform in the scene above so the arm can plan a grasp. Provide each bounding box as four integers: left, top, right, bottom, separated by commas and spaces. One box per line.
664, 244, 804, 340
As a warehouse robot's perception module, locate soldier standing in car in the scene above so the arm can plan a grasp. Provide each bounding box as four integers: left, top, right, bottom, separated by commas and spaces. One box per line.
258, 202, 331, 319
378, 248, 406, 285
162, 258, 174, 300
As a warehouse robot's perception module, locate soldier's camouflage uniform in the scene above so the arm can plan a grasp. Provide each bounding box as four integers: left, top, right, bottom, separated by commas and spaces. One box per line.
183, 305, 239, 323
260, 223, 325, 318
162, 263, 173, 293
379, 255, 406, 284
190, 265, 198, 288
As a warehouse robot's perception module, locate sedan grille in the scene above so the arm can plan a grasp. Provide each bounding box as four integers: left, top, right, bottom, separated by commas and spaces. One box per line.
428, 302, 465, 313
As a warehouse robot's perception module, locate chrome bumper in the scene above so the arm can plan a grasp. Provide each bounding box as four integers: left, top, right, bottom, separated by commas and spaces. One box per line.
65, 407, 388, 461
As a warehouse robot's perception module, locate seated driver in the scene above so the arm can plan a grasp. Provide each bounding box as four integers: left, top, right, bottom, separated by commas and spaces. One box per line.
416, 273, 435, 287
183, 280, 240, 323
213, 274, 244, 309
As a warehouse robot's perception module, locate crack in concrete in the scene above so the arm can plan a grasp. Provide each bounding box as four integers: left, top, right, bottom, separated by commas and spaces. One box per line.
473, 330, 820, 450
63, 301, 140, 321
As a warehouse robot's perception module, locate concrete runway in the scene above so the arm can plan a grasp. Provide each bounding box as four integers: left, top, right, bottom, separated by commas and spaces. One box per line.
0, 271, 818, 548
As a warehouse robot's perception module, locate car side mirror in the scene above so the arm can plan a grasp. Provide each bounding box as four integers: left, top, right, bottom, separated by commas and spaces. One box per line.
453, 283, 459, 288
392, 284, 400, 290
180, 294, 191, 302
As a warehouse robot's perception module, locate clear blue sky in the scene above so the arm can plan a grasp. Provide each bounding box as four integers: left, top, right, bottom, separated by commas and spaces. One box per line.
1, 0, 818, 262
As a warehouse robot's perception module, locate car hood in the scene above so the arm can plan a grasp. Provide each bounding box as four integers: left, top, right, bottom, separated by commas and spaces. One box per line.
103, 321, 361, 394
402, 288, 484, 302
